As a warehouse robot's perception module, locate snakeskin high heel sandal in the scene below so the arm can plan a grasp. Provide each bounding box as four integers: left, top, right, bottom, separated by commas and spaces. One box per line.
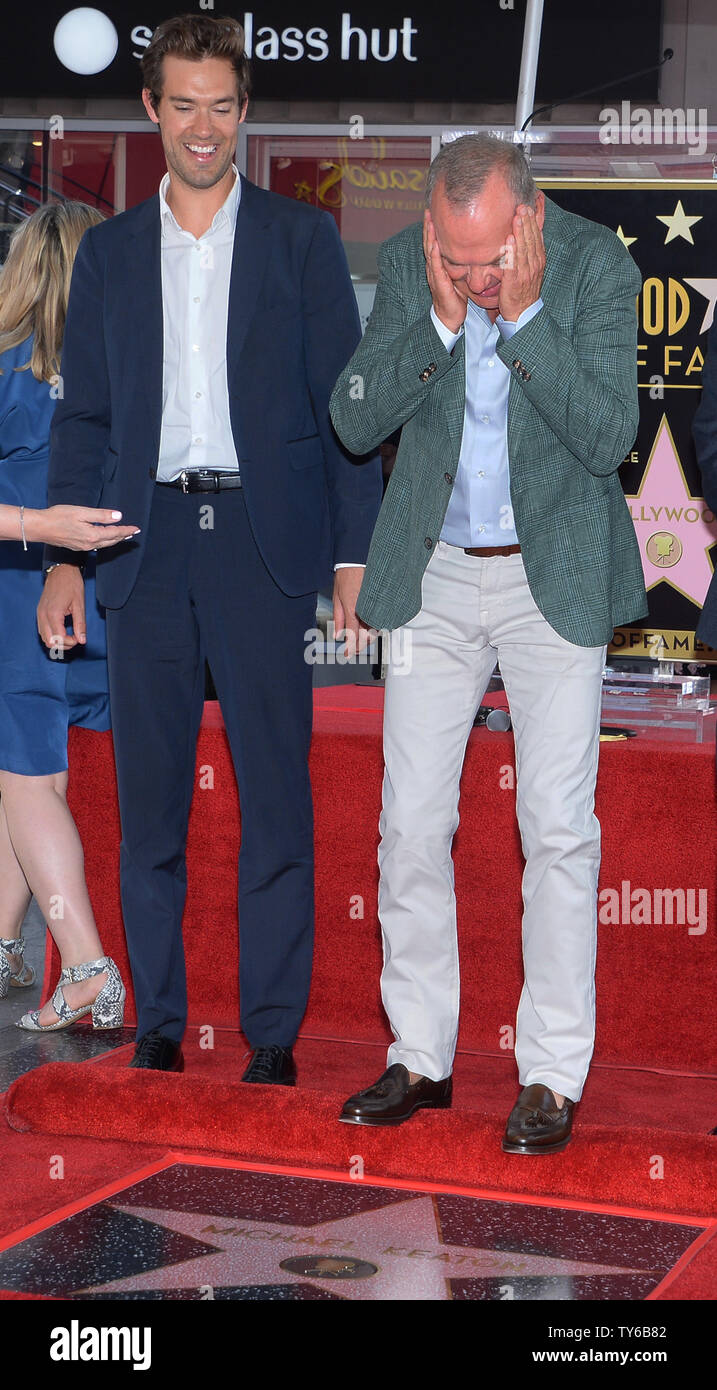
15, 955, 125, 1032
0, 936, 36, 999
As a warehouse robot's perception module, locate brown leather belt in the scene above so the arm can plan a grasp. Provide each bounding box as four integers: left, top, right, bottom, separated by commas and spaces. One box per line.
464, 543, 521, 558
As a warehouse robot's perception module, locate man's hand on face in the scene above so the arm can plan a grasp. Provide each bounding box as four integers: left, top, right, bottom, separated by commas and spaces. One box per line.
498, 202, 546, 325
423, 209, 469, 335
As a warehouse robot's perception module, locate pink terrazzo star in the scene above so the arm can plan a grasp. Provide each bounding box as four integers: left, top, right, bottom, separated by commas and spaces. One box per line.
626, 416, 717, 604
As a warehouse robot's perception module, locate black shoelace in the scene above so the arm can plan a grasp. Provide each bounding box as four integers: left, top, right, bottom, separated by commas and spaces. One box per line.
137, 1032, 170, 1065
245, 1046, 287, 1080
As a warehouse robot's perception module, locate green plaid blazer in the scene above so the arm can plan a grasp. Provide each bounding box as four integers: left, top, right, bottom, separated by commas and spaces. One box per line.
330, 196, 648, 646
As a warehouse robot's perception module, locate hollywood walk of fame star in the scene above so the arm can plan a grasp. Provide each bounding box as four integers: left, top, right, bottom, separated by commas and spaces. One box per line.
656, 200, 702, 246
80, 1196, 649, 1303
626, 415, 717, 604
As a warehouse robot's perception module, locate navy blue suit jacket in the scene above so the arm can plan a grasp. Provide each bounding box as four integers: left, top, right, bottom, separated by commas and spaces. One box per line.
46, 176, 381, 607
692, 316, 717, 648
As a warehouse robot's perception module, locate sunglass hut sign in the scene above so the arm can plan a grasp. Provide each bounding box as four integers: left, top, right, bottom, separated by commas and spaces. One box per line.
131, 13, 419, 64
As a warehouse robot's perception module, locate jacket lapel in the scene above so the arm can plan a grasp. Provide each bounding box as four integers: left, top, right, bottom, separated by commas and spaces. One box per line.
126, 196, 164, 462
410, 234, 466, 457
226, 176, 273, 385
442, 338, 466, 454
506, 197, 567, 464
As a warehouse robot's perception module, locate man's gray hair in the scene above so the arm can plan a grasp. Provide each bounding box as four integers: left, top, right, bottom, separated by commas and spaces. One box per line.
425, 133, 537, 210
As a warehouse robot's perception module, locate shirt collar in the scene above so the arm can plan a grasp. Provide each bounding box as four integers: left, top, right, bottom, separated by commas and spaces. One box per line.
158, 164, 241, 235
466, 298, 496, 333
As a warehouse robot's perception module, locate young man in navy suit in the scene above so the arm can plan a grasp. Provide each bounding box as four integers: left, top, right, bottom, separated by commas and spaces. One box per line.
38, 14, 381, 1077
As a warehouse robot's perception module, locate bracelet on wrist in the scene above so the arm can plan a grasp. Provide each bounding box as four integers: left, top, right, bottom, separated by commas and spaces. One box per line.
43, 560, 86, 580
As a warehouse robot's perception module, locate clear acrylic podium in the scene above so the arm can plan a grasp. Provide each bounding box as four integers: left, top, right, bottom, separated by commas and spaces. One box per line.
601, 664, 715, 743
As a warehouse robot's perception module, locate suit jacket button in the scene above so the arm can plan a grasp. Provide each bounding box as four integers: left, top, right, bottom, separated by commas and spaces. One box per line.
444, 472, 453, 484
149, 467, 157, 479
419, 368, 429, 382
424, 536, 433, 549
428, 363, 437, 374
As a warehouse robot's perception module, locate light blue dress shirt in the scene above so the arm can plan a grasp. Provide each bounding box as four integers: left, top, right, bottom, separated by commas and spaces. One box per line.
433, 298, 543, 547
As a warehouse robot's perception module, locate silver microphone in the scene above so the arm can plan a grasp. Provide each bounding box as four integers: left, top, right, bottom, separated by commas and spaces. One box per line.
474, 704, 512, 732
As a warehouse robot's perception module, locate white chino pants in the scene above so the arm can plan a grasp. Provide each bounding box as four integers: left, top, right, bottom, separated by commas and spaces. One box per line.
379, 542, 606, 1102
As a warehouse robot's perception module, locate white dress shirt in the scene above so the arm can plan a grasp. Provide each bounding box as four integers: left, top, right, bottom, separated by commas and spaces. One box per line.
156, 165, 241, 482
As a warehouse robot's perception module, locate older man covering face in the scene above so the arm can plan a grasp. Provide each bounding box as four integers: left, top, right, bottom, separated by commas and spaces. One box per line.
330, 133, 646, 1154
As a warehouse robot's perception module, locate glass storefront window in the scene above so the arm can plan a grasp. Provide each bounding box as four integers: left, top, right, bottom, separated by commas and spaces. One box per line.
0, 127, 167, 262
0, 130, 44, 261
46, 130, 167, 215
247, 133, 432, 327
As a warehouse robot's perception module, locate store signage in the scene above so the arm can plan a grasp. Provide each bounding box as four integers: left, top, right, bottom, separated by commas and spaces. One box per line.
2, 2, 661, 104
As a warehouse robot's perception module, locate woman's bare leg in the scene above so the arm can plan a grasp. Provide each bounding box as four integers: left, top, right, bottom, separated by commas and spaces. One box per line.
0, 797, 33, 982
0, 770, 107, 1023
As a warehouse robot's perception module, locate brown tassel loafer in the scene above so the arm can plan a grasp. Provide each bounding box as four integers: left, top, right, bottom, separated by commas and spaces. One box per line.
502, 1083, 575, 1154
339, 1062, 452, 1127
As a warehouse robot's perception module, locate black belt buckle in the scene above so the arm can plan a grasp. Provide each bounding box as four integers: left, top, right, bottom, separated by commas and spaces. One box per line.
171, 469, 241, 493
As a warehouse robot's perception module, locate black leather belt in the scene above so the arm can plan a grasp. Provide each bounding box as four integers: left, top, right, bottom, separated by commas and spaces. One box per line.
157, 470, 242, 494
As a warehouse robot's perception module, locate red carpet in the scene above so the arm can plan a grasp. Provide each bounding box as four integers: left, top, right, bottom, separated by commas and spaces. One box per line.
649, 1227, 717, 1300
6, 1031, 716, 1218
41, 690, 717, 1069
0, 1123, 168, 1243
4, 689, 716, 1250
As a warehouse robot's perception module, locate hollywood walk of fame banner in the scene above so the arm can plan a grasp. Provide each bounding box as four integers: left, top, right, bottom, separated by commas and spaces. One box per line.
543, 180, 717, 663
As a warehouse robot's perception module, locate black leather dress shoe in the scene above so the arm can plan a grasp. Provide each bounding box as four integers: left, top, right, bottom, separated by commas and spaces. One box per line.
502, 1084, 575, 1154
129, 1029, 184, 1072
339, 1063, 452, 1127
241, 1045, 296, 1085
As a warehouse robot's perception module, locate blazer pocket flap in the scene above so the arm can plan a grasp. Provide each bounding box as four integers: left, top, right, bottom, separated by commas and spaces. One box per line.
287, 435, 322, 470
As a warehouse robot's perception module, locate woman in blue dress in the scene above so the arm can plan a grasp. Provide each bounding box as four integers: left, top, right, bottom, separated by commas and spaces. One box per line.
0, 203, 139, 1030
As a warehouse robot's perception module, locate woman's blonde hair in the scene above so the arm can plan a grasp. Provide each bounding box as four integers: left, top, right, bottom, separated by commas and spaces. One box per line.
0, 201, 103, 382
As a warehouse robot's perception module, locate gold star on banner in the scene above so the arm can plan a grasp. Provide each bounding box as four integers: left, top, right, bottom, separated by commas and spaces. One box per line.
616, 226, 637, 249
656, 200, 702, 245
